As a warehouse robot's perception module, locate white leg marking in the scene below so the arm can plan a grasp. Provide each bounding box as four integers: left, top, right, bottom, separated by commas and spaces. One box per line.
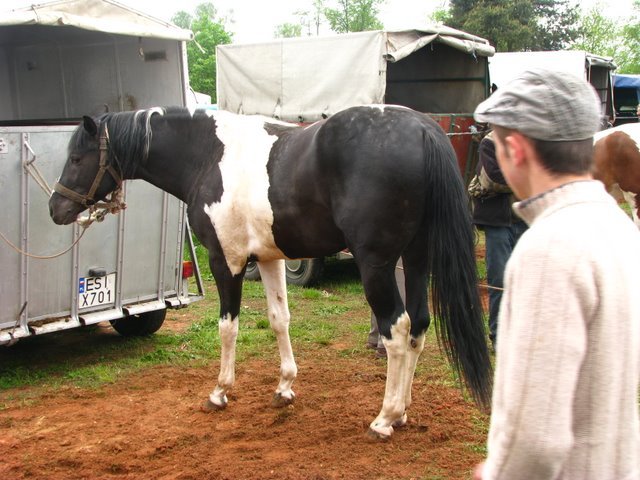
209, 313, 239, 408
403, 333, 426, 413
258, 259, 297, 404
369, 312, 411, 438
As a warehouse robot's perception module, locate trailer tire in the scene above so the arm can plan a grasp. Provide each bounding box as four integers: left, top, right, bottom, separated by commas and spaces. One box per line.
285, 258, 324, 287
110, 309, 167, 336
243, 258, 324, 286
244, 261, 261, 281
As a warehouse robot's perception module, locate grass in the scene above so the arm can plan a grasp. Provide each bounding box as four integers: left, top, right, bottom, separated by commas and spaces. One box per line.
0, 257, 367, 393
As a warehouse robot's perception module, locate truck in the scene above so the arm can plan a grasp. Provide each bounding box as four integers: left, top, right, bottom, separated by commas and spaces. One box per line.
0, 0, 204, 345
215, 27, 496, 285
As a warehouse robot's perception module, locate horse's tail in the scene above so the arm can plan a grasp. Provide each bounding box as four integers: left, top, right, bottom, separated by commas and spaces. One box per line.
422, 126, 492, 410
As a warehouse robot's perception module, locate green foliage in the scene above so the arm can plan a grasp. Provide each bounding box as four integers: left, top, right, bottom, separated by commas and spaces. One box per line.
571, 6, 619, 56
171, 3, 233, 102
275, 22, 303, 38
296, 0, 325, 36
617, 1, 640, 73
323, 0, 384, 33
570, 1, 640, 73
446, 0, 580, 51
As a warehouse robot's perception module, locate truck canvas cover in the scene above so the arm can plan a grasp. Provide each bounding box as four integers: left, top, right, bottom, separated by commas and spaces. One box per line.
216, 27, 495, 123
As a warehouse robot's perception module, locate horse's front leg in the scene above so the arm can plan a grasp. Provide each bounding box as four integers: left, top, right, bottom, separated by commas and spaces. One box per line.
621, 190, 640, 228
257, 259, 297, 407
202, 254, 244, 411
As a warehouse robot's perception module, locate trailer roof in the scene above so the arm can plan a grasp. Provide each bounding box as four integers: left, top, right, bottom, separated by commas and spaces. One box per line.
615, 74, 640, 89
0, 0, 193, 41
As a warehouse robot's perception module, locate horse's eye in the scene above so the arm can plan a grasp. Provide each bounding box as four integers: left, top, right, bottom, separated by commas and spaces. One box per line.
70, 154, 81, 164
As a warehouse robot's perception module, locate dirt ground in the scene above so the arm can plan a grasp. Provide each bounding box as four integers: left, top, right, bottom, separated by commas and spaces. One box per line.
0, 258, 490, 480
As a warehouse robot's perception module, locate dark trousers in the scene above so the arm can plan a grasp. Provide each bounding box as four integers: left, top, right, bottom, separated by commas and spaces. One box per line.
484, 222, 527, 345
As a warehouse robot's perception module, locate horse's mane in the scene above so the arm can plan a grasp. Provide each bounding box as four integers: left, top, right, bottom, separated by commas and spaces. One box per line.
103, 107, 168, 178
70, 107, 190, 178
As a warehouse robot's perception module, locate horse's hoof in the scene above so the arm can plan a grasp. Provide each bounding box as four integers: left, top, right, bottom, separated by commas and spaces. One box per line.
271, 392, 295, 408
201, 398, 226, 412
366, 426, 392, 441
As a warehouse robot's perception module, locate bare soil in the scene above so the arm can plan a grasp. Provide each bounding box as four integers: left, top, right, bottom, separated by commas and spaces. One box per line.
0, 260, 490, 480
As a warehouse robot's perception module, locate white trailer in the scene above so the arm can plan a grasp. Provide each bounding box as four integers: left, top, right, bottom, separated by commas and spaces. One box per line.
0, 0, 204, 345
489, 50, 616, 123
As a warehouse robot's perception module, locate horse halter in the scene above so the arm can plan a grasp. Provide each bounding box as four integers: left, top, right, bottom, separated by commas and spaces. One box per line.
53, 125, 125, 215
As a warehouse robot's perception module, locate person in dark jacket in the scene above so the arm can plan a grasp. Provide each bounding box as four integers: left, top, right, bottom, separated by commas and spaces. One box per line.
470, 132, 527, 351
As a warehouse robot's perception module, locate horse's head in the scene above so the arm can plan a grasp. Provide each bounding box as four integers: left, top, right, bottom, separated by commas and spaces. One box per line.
49, 115, 122, 225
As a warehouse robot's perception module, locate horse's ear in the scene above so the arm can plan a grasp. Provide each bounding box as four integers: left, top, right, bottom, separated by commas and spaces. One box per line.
82, 116, 98, 137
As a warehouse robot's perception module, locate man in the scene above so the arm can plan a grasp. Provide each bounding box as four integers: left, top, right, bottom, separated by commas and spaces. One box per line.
470, 131, 527, 352
472, 68, 640, 479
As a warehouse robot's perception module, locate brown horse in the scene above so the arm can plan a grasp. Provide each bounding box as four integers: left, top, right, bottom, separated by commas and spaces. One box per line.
593, 123, 640, 228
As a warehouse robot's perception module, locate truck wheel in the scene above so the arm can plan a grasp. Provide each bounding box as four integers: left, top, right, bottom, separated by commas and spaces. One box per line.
244, 261, 261, 281
285, 258, 324, 286
110, 309, 167, 336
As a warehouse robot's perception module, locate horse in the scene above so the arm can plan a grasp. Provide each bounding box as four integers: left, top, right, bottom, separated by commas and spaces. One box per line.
593, 123, 640, 228
49, 105, 492, 439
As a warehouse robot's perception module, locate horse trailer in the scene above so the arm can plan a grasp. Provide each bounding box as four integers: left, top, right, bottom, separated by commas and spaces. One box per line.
0, 0, 203, 345
489, 51, 616, 124
215, 27, 495, 285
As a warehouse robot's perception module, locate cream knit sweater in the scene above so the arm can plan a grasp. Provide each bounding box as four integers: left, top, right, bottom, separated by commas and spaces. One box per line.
483, 181, 640, 480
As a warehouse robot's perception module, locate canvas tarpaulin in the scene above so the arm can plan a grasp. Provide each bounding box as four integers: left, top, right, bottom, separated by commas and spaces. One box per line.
216, 28, 494, 122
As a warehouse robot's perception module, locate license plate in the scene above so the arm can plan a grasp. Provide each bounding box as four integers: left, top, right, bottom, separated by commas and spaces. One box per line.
78, 273, 116, 309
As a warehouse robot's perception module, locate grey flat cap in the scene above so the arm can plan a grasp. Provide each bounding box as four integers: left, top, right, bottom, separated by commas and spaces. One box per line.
474, 68, 602, 141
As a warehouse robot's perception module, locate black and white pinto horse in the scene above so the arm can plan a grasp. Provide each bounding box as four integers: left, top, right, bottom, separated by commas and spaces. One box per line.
49, 105, 491, 439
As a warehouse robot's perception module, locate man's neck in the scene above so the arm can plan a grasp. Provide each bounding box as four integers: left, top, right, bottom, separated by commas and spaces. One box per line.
525, 163, 592, 200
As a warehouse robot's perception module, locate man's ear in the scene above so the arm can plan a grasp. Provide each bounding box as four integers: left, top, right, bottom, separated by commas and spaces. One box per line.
504, 132, 529, 167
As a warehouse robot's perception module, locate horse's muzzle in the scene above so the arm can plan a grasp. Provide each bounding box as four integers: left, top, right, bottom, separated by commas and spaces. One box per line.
49, 193, 83, 225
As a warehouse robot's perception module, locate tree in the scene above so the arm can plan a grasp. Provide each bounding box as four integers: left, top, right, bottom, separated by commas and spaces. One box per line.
274, 23, 303, 38
570, 1, 640, 73
618, 0, 640, 73
296, 0, 326, 36
571, 5, 619, 58
323, 0, 384, 34
171, 3, 233, 102
445, 0, 580, 52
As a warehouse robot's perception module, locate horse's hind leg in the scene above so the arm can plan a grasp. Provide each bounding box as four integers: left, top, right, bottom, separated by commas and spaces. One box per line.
203, 254, 244, 411
257, 259, 297, 407
398, 249, 430, 417
358, 260, 411, 439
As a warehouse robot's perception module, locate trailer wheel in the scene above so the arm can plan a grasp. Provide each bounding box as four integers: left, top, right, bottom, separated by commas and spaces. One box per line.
110, 309, 167, 336
244, 261, 261, 281
285, 258, 324, 286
